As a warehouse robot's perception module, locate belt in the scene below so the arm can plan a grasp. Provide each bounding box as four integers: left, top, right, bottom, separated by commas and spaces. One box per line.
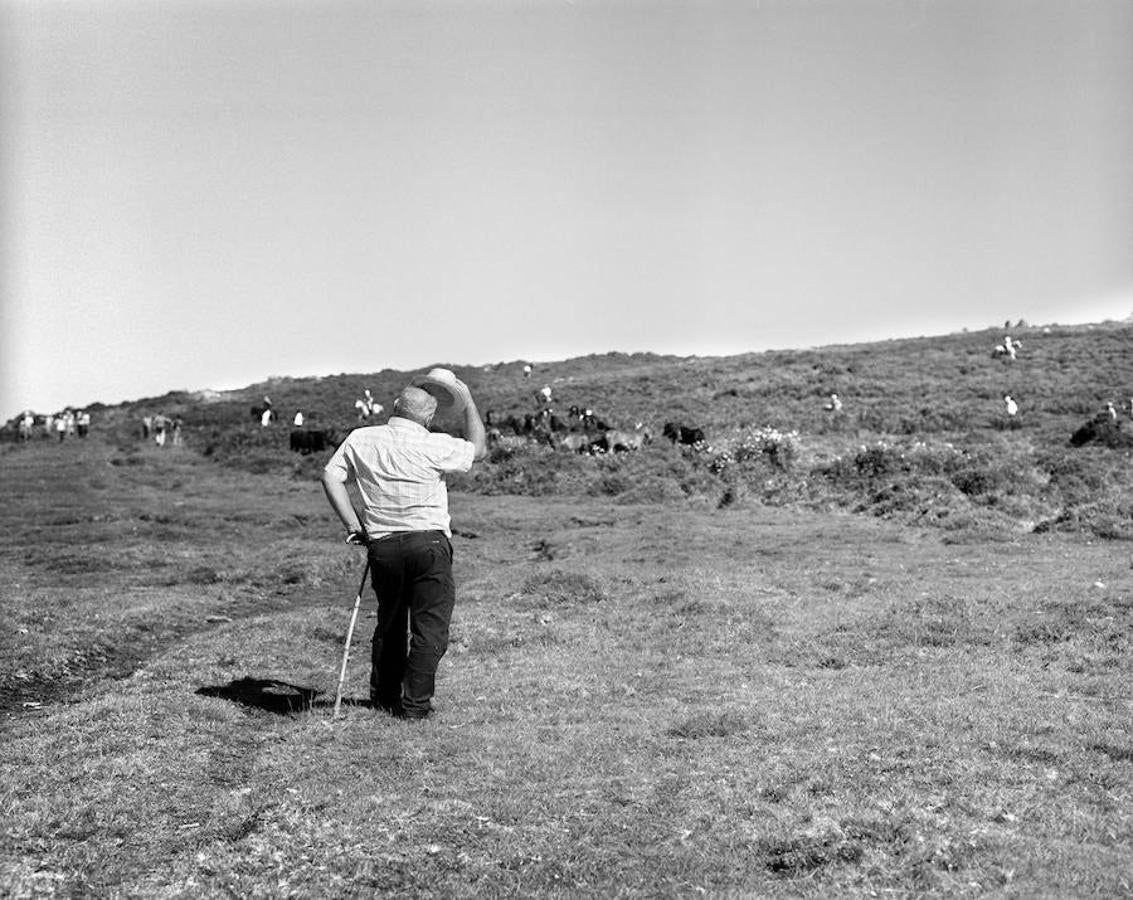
368, 530, 447, 544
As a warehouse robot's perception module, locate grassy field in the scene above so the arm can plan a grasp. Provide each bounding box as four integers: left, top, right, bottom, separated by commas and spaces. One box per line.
2, 323, 1132, 897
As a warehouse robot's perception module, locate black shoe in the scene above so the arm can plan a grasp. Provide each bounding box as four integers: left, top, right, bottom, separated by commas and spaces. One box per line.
370, 694, 404, 717
401, 709, 430, 721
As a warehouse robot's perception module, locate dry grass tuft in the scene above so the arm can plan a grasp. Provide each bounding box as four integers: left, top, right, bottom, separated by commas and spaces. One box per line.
665, 710, 750, 740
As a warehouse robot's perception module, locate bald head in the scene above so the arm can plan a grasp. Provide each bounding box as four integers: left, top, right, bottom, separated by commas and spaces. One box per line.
394, 386, 438, 426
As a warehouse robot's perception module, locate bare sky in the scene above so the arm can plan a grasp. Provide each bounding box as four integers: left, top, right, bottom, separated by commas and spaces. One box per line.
2, 0, 1131, 418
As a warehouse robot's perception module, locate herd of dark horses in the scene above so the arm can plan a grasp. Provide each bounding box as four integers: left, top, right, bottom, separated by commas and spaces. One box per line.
484, 405, 708, 456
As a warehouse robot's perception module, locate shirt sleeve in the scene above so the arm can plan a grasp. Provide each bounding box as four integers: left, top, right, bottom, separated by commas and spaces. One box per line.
323, 435, 354, 481
430, 435, 476, 473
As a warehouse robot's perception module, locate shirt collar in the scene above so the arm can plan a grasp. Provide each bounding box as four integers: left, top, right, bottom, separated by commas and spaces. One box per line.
388, 415, 429, 434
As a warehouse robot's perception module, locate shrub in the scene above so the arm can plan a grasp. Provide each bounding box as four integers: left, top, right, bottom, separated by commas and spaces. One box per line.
951, 466, 1013, 497
707, 426, 801, 476
1035, 499, 1133, 540
737, 426, 801, 470
821, 439, 968, 486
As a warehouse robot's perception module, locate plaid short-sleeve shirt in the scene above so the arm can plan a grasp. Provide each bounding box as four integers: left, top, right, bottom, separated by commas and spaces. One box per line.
324, 417, 475, 538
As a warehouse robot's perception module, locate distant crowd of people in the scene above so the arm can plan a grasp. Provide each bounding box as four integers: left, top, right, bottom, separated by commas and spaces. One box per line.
141, 414, 183, 447
16, 408, 92, 442
253, 389, 386, 430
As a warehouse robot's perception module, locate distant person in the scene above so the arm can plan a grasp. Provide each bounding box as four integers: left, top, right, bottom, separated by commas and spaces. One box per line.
55, 416, 66, 442
43, 415, 54, 438
356, 389, 376, 421
154, 416, 168, 447
1004, 395, 1018, 417
77, 410, 91, 438
19, 412, 34, 441
321, 371, 487, 720
142, 416, 152, 440
172, 417, 183, 446
1106, 402, 1117, 421
523, 363, 532, 379
361, 390, 384, 421
294, 410, 304, 427
538, 384, 553, 406
63, 410, 76, 437
260, 407, 272, 428
825, 393, 843, 412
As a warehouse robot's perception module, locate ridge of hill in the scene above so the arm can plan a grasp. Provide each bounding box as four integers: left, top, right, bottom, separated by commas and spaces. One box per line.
25, 319, 1130, 439
5, 320, 1132, 541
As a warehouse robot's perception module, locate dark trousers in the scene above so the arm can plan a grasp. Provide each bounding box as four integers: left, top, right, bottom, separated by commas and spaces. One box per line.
367, 531, 455, 718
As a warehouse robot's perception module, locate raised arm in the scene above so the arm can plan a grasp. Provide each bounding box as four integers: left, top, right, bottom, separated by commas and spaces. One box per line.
453, 381, 488, 461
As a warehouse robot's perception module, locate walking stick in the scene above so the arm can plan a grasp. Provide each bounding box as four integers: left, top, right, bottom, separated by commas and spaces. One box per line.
333, 557, 371, 719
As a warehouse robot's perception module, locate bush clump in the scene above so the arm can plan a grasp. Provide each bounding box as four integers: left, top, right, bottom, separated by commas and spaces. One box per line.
821, 439, 969, 486
707, 426, 801, 476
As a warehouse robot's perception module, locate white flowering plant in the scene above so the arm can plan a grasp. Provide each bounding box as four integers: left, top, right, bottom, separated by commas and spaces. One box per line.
707, 426, 802, 474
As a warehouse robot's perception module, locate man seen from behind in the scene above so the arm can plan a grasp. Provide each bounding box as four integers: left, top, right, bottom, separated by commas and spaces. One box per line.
322, 371, 487, 719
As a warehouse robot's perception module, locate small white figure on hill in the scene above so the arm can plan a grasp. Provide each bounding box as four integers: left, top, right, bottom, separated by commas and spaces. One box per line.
1004, 395, 1018, 417
356, 390, 385, 421
294, 410, 304, 427
992, 336, 1019, 360
524, 363, 532, 378
539, 384, 553, 406
260, 408, 272, 427
824, 393, 843, 412
1106, 402, 1117, 421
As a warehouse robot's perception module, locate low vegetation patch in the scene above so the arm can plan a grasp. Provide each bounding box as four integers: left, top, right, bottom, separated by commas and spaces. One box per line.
519, 570, 606, 608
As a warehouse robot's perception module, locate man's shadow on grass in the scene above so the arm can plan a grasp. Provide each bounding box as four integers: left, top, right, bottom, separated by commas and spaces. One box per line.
195, 677, 371, 715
